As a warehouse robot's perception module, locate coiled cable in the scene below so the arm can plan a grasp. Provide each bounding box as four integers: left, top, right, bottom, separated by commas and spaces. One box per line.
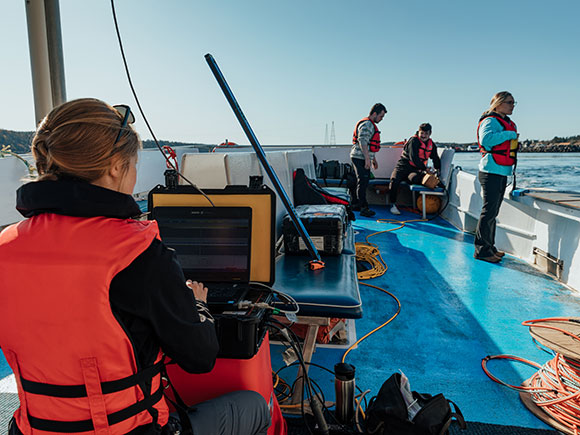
482, 318, 580, 434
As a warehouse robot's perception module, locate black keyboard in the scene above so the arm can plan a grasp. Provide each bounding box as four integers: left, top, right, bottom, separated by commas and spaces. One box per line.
206, 283, 249, 305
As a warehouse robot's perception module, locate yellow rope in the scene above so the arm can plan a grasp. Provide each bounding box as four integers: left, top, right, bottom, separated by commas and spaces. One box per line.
355, 242, 386, 280
274, 216, 430, 407
355, 218, 426, 280
341, 282, 401, 363
344, 217, 427, 361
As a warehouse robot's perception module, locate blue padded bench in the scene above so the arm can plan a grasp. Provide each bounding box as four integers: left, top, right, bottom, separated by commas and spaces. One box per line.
368, 178, 390, 186
274, 223, 361, 404
365, 180, 445, 218
274, 252, 361, 319
275, 225, 360, 318
408, 184, 445, 219
368, 178, 390, 189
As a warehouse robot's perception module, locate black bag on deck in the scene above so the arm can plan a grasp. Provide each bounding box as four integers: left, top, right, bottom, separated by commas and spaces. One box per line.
317, 160, 342, 179
317, 160, 357, 199
365, 373, 466, 435
293, 168, 355, 222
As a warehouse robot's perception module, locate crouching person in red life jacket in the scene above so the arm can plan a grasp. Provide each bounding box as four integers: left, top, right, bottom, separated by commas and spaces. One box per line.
388, 123, 442, 215
351, 103, 387, 218
0, 98, 270, 435
474, 91, 518, 263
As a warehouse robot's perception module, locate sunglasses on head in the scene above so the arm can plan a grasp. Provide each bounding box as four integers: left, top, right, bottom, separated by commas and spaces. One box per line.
113, 104, 135, 145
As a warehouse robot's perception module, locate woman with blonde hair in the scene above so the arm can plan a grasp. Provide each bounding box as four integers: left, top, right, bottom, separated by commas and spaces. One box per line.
0, 98, 270, 435
474, 91, 519, 263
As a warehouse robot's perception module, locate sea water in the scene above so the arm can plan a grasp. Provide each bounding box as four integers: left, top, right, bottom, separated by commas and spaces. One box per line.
451, 152, 580, 193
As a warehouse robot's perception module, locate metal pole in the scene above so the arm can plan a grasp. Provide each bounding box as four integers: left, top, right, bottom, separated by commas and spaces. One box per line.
44, 0, 66, 107
205, 53, 322, 264
25, 0, 53, 125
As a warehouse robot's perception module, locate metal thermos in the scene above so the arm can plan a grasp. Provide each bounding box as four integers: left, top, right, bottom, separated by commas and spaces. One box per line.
334, 362, 356, 423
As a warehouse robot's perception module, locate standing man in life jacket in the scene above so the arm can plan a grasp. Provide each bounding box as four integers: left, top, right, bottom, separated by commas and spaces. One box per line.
351, 103, 387, 217
388, 123, 441, 215
474, 91, 519, 263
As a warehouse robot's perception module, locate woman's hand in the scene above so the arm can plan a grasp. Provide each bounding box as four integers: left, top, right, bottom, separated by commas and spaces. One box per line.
186, 280, 208, 303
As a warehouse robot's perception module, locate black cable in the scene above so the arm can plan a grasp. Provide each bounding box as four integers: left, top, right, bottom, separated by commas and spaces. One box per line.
287, 360, 367, 399
275, 360, 366, 432
249, 282, 300, 314
268, 317, 310, 351
109, 0, 214, 207
267, 321, 331, 433
426, 184, 449, 221
268, 321, 367, 433
266, 322, 314, 397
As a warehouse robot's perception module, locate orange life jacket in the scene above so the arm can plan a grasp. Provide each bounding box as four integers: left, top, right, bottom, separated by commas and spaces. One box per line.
353, 118, 381, 152
408, 135, 434, 168
477, 115, 518, 166
0, 214, 169, 434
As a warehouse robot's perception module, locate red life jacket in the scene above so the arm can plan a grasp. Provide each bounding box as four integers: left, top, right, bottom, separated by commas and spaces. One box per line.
477, 115, 518, 166
408, 135, 434, 168
0, 214, 168, 434
353, 118, 381, 152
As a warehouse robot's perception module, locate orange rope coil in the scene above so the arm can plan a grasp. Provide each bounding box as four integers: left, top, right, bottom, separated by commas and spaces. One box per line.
482, 318, 580, 435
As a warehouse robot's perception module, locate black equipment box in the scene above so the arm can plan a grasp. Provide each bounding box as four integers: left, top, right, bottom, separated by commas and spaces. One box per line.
212, 288, 273, 359
283, 204, 347, 255
148, 183, 276, 359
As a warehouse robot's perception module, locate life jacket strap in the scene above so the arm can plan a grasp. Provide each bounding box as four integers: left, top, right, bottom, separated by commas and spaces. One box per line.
19, 359, 164, 398
27, 385, 164, 433
482, 148, 508, 156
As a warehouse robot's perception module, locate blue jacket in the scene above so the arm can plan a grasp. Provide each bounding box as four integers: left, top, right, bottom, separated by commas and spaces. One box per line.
477, 116, 518, 176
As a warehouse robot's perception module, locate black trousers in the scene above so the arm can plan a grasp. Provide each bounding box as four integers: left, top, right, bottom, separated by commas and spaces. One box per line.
351, 157, 371, 208
10, 390, 270, 435
388, 167, 425, 204
474, 171, 507, 257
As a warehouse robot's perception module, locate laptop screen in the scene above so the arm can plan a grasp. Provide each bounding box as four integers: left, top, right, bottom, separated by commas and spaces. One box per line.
153, 206, 252, 282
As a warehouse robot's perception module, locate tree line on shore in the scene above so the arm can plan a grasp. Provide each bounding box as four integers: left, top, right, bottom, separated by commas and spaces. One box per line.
1, 128, 579, 155
433, 134, 580, 153
0, 128, 212, 154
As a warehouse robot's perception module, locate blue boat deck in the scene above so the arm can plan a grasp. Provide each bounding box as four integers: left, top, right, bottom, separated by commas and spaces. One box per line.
272, 205, 579, 433
1, 205, 577, 433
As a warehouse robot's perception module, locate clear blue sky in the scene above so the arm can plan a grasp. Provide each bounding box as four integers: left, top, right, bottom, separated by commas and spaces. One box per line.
2, 0, 579, 145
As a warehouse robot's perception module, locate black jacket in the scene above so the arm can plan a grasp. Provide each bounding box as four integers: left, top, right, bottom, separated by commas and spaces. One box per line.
13, 179, 219, 434
396, 136, 441, 173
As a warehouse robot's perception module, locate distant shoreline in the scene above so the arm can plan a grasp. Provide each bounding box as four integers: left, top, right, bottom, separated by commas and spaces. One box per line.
1, 126, 579, 154
452, 144, 580, 153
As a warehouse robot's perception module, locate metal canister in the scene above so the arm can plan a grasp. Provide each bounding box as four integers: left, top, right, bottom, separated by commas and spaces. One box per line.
334, 362, 356, 423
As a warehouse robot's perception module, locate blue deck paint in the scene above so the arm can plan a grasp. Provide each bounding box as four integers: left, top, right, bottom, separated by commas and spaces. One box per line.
1, 204, 577, 431
0, 353, 9, 379
271, 206, 579, 430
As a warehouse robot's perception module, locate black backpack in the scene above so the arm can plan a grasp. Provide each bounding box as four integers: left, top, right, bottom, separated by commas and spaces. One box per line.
365, 373, 466, 435
317, 160, 357, 199
293, 168, 355, 222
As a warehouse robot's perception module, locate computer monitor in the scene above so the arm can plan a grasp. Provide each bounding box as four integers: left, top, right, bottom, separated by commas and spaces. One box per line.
153, 206, 252, 283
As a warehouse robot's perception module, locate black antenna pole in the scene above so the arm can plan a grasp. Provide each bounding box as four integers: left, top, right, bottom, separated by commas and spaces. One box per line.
205, 53, 323, 265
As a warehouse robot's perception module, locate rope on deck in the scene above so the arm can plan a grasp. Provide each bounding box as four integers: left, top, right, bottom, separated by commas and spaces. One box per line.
482, 318, 580, 435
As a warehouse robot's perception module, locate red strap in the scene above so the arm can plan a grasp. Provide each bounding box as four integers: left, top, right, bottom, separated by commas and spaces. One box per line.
162, 146, 179, 171
81, 358, 111, 434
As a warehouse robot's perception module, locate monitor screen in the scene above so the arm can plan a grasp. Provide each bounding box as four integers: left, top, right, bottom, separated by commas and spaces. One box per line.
153, 206, 252, 282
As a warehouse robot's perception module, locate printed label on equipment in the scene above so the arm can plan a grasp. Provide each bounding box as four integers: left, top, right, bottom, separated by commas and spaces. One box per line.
298, 236, 325, 251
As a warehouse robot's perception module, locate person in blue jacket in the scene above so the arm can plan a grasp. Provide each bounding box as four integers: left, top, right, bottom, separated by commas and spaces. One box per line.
474, 91, 519, 263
